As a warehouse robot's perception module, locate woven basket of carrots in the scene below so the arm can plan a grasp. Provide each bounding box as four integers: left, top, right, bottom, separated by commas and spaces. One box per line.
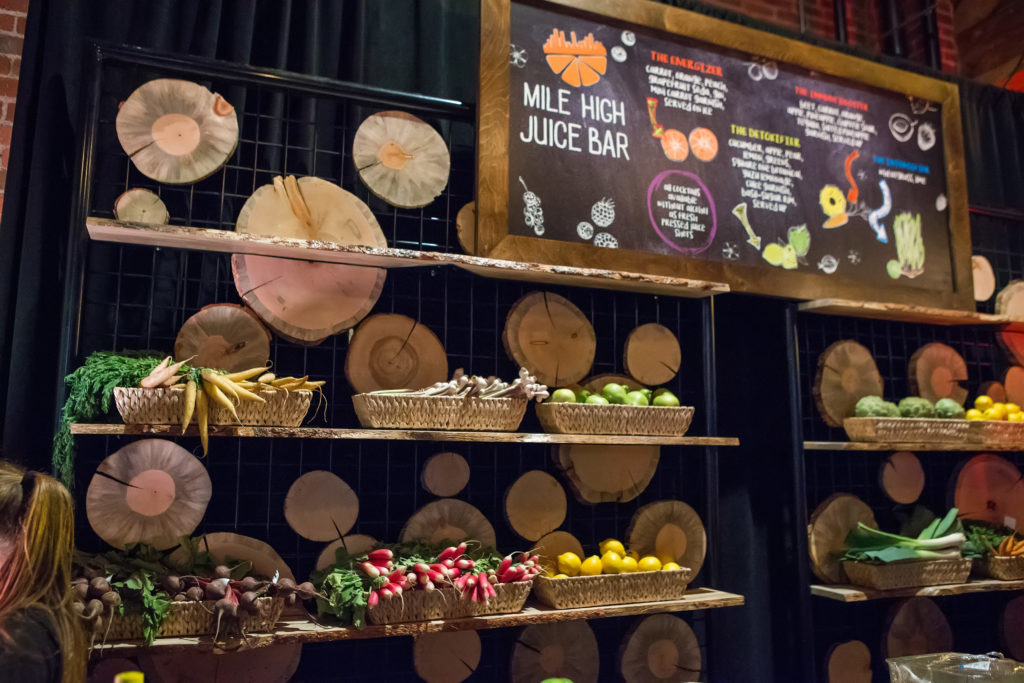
971, 530, 1024, 581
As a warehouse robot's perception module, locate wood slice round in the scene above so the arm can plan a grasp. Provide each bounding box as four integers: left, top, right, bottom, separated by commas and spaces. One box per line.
556, 444, 660, 504
624, 323, 682, 387
808, 494, 877, 584
316, 535, 378, 571
168, 532, 294, 582
826, 640, 871, 683
400, 499, 496, 548
88, 657, 140, 683
998, 331, 1024, 368
456, 202, 476, 254
883, 598, 952, 658
504, 470, 567, 541
908, 342, 968, 405
582, 374, 647, 393
511, 621, 600, 683
533, 530, 585, 575
422, 452, 471, 497
814, 340, 884, 427
503, 291, 596, 387
139, 642, 301, 683
619, 614, 701, 682
954, 453, 1024, 527
1001, 595, 1024, 661
116, 79, 238, 185
284, 470, 359, 542
113, 188, 169, 224
85, 439, 211, 551
973, 255, 996, 302
1004, 367, 1024, 407
345, 313, 448, 393
352, 110, 450, 209
997, 280, 1024, 320
880, 452, 925, 505
980, 380, 1008, 404
174, 303, 271, 373
414, 631, 481, 683
627, 500, 706, 576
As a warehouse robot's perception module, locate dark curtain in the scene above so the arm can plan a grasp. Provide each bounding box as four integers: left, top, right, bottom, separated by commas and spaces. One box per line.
960, 80, 1024, 212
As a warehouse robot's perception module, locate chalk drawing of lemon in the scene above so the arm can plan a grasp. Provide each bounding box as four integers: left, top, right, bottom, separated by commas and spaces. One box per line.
819, 185, 848, 228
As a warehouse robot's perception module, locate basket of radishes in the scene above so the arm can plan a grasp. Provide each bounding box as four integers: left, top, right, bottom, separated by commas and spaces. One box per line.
311, 542, 538, 627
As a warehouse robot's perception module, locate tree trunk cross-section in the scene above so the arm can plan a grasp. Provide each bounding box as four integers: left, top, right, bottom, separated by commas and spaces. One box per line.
421, 452, 471, 498
814, 340, 884, 427
628, 500, 706, 577
113, 188, 169, 224
401, 499, 496, 548
167, 532, 294, 582
345, 313, 448, 394
503, 291, 596, 388
504, 470, 567, 542
807, 493, 877, 584
413, 631, 481, 683
619, 614, 701, 682
556, 444, 660, 504
510, 621, 599, 683
316, 535, 377, 571
284, 470, 360, 542
954, 453, 1024, 527
884, 597, 952, 658
825, 640, 871, 683
879, 451, 925, 505
139, 643, 302, 683
624, 323, 682, 387
909, 342, 968, 405
174, 303, 271, 373
973, 255, 996, 302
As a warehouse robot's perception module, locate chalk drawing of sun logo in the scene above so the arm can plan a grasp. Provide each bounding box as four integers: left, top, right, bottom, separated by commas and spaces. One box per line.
543, 29, 607, 87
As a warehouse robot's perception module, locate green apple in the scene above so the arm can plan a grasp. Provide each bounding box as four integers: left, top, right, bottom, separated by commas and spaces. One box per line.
548, 388, 577, 403
577, 389, 592, 403
640, 388, 652, 400
585, 394, 610, 405
624, 390, 649, 406
652, 388, 670, 397
653, 391, 680, 407
601, 383, 628, 404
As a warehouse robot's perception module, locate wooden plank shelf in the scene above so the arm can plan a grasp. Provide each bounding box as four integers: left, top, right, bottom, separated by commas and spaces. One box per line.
86, 218, 729, 298
71, 423, 740, 446
804, 441, 1021, 451
798, 298, 1007, 326
811, 579, 1024, 602
93, 588, 744, 656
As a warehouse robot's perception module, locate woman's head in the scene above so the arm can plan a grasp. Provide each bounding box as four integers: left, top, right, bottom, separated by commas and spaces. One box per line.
0, 461, 83, 682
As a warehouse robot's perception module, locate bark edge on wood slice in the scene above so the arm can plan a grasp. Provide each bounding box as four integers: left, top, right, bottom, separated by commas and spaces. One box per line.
85, 439, 212, 551
503, 291, 596, 387
555, 444, 660, 504
400, 499, 496, 547
619, 613, 701, 683
814, 340, 884, 427
582, 373, 647, 394
116, 78, 238, 185
174, 303, 271, 373
113, 188, 169, 224
352, 110, 451, 209
167, 531, 295, 582
879, 451, 925, 505
908, 342, 968, 405
504, 470, 567, 541
316, 535, 377, 571
826, 640, 871, 683
883, 597, 952, 658
533, 530, 585, 574
627, 500, 706, 577
1001, 594, 1024, 661
997, 280, 1024, 320
1004, 366, 1024, 407
421, 452, 471, 498
510, 621, 600, 683
413, 631, 481, 683
139, 642, 302, 683
345, 313, 448, 394
954, 453, 1024, 527
624, 323, 682, 387
973, 255, 996, 302
456, 202, 476, 254
807, 493, 877, 584
284, 470, 360, 542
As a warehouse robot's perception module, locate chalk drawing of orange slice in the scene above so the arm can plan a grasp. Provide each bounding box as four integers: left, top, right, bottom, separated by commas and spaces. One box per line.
661, 129, 689, 161
689, 127, 719, 162
543, 29, 607, 87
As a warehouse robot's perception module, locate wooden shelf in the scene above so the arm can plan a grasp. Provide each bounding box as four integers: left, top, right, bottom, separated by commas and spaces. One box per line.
86, 218, 729, 298
798, 298, 1007, 326
811, 579, 1024, 602
93, 589, 744, 656
804, 441, 1020, 451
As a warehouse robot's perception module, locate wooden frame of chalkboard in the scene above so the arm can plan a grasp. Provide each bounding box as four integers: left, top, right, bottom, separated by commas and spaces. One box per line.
476, 0, 972, 309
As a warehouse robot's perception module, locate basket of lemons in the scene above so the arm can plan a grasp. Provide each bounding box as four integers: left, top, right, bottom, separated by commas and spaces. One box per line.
965, 394, 1024, 444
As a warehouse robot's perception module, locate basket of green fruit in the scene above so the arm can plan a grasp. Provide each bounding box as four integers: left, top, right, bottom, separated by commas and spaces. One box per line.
843, 396, 970, 442
535, 383, 694, 436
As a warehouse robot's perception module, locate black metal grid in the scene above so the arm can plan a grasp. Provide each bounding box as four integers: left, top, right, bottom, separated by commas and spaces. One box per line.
73, 48, 720, 681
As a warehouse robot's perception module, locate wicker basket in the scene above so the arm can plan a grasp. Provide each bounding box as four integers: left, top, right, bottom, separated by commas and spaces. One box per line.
352, 394, 528, 431
968, 420, 1024, 446
841, 559, 971, 590
535, 403, 694, 436
973, 555, 1024, 581
532, 568, 694, 609
366, 581, 532, 624
105, 596, 284, 641
842, 417, 970, 443
113, 387, 312, 427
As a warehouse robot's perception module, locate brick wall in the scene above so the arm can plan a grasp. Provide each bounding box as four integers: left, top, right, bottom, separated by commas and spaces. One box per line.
0, 0, 25, 222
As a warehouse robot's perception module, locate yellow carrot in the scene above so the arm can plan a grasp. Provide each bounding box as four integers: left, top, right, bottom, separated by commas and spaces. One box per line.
257, 372, 275, 383
181, 380, 197, 434
221, 366, 271, 382
202, 371, 239, 400
195, 389, 209, 456
204, 382, 238, 422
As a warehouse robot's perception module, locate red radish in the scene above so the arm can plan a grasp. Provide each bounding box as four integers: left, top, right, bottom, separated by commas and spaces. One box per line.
430, 563, 449, 576
456, 558, 473, 570
449, 568, 461, 579
414, 563, 430, 575
442, 558, 455, 570
454, 542, 468, 557
497, 557, 512, 576
406, 573, 417, 585
438, 546, 457, 561
427, 570, 445, 583
528, 555, 539, 564
388, 569, 406, 583
381, 586, 393, 599
390, 585, 402, 597
423, 580, 435, 591
368, 549, 393, 563
368, 590, 379, 607
361, 562, 381, 578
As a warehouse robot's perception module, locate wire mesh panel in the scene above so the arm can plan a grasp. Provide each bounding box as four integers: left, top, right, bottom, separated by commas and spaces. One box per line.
73, 49, 721, 680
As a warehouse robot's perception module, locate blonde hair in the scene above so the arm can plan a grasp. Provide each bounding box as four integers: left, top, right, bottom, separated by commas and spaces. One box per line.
0, 461, 85, 683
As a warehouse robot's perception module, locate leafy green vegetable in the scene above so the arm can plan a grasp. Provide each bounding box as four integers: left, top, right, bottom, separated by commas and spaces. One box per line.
898, 396, 935, 418
840, 508, 966, 564
314, 569, 369, 628
855, 396, 900, 418
935, 398, 966, 420
963, 522, 1011, 559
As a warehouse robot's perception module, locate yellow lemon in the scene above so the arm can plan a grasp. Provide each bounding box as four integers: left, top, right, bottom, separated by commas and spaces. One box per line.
975, 395, 994, 412
662, 561, 681, 571
1010, 411, 1024, 423
557, 552, 582, 577
1007, 403, 1022, 415
553, 573, 569, 579
580, 555, 603, 576
619, 556, 639, 573
627, 550, 639, 562
966, 408, 984, 421
984, 407, 1005, 421
599, 539, 626, 557
601, 550, 623, 574
992, 403, 1008, 419
638, 556, 662, 572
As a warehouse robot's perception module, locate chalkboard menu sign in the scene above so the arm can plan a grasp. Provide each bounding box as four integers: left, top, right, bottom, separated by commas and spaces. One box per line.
476, 0, 972, 308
